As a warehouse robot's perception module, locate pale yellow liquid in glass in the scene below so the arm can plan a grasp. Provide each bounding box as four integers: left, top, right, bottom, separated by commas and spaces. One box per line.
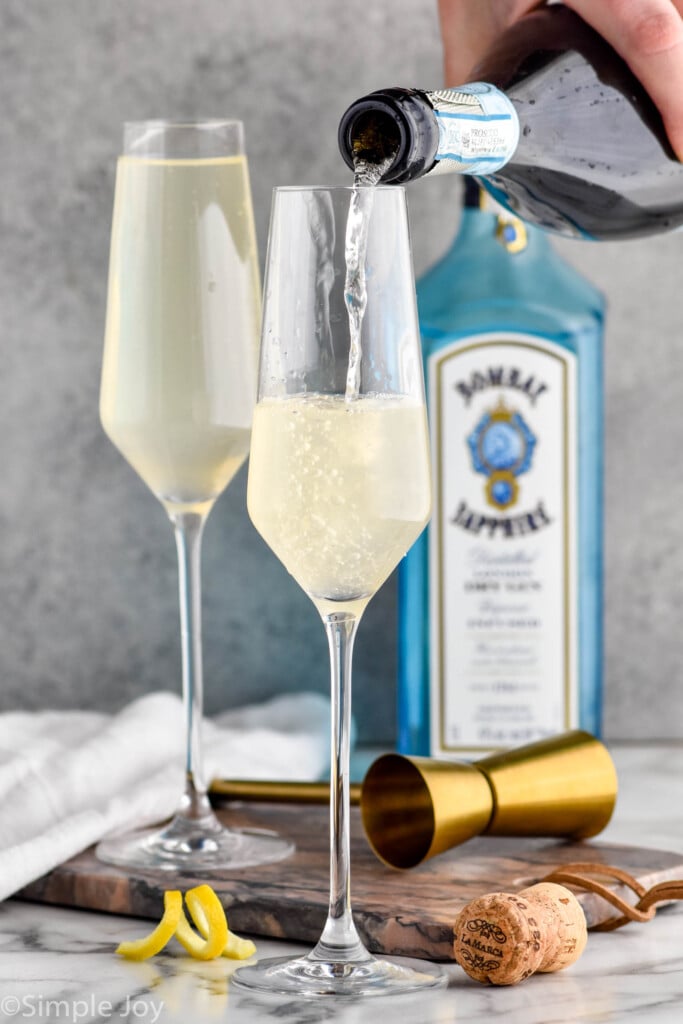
247, 393, 431, 614
100, 155, 260, 515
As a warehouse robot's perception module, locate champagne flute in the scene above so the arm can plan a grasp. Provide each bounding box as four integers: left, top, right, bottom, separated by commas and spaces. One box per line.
234, 186, 446, 995
97, 121, 293, 872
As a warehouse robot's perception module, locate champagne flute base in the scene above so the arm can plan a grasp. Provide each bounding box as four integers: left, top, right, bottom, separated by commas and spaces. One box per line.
232, 951, 447, 997
96, 814, 294, 873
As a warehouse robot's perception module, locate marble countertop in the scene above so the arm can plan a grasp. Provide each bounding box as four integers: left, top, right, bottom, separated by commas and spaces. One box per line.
1, 744, 682, 1023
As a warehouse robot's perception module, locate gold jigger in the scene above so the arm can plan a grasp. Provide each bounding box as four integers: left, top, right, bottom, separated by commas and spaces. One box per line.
360, 731, 618, 869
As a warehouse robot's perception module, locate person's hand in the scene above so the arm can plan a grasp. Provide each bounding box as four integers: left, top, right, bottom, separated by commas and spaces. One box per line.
437, 0, 683, 159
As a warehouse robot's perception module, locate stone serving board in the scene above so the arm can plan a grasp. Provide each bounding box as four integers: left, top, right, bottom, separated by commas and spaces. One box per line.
17, 803, 683, 961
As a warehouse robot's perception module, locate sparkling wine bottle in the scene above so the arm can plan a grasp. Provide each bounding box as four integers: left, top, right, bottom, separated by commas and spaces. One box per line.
338, 5, 683, 239
397, 180, 604, 757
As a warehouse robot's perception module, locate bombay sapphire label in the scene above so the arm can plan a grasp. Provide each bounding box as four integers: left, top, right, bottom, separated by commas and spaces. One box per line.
428, 334, 578, 757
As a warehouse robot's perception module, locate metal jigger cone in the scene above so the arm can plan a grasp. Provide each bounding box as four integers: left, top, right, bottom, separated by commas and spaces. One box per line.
361, 730, 617, 869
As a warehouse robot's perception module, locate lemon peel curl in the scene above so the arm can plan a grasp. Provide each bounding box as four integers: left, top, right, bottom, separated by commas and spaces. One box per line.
116, 884, 256, 962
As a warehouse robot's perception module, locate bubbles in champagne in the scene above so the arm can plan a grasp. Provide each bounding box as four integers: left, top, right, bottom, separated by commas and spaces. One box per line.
247, 393, 431, 611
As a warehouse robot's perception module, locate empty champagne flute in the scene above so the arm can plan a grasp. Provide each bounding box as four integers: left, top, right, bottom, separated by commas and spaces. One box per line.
233, 185, 446, 995
97, 120, 293, 872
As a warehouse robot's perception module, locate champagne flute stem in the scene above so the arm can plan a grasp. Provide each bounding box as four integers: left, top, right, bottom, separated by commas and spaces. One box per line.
312, 610, 370, 962
170, 510, 213, 823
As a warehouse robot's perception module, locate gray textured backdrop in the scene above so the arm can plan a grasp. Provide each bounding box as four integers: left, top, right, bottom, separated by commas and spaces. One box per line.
1, 0, 682, 743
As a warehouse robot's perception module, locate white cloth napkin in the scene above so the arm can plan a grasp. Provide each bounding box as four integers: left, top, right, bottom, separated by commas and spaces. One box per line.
0, 690, 330, 902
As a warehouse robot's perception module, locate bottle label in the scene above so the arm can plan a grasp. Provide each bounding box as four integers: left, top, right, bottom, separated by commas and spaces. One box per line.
427, 333, 578, 757
427, 83, 519, 175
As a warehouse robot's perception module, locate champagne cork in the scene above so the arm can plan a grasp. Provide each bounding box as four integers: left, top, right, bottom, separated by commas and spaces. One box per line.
453, 882, 587, 985
520, 882, 588, 972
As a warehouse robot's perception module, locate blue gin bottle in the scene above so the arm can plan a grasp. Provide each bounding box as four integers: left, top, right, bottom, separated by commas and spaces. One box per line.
398, 180, 604, 757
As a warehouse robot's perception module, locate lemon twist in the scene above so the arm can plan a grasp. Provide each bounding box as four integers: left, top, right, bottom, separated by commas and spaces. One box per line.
116, 885, 256, 962
115, 890, 183, 961
191, 896, 257, 960
174, 884, 230, 960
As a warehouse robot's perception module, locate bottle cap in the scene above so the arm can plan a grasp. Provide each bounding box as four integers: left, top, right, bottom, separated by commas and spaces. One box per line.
360, 731, 617, 869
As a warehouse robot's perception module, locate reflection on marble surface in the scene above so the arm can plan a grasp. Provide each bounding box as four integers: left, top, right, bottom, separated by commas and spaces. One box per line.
1, 745, 683, 1023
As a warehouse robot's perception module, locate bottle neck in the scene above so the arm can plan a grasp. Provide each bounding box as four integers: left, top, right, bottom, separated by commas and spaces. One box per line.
337, 84, 519, 184
338, 88, 441, 184
463, 177, 483, 209
426, 85, 520, 175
